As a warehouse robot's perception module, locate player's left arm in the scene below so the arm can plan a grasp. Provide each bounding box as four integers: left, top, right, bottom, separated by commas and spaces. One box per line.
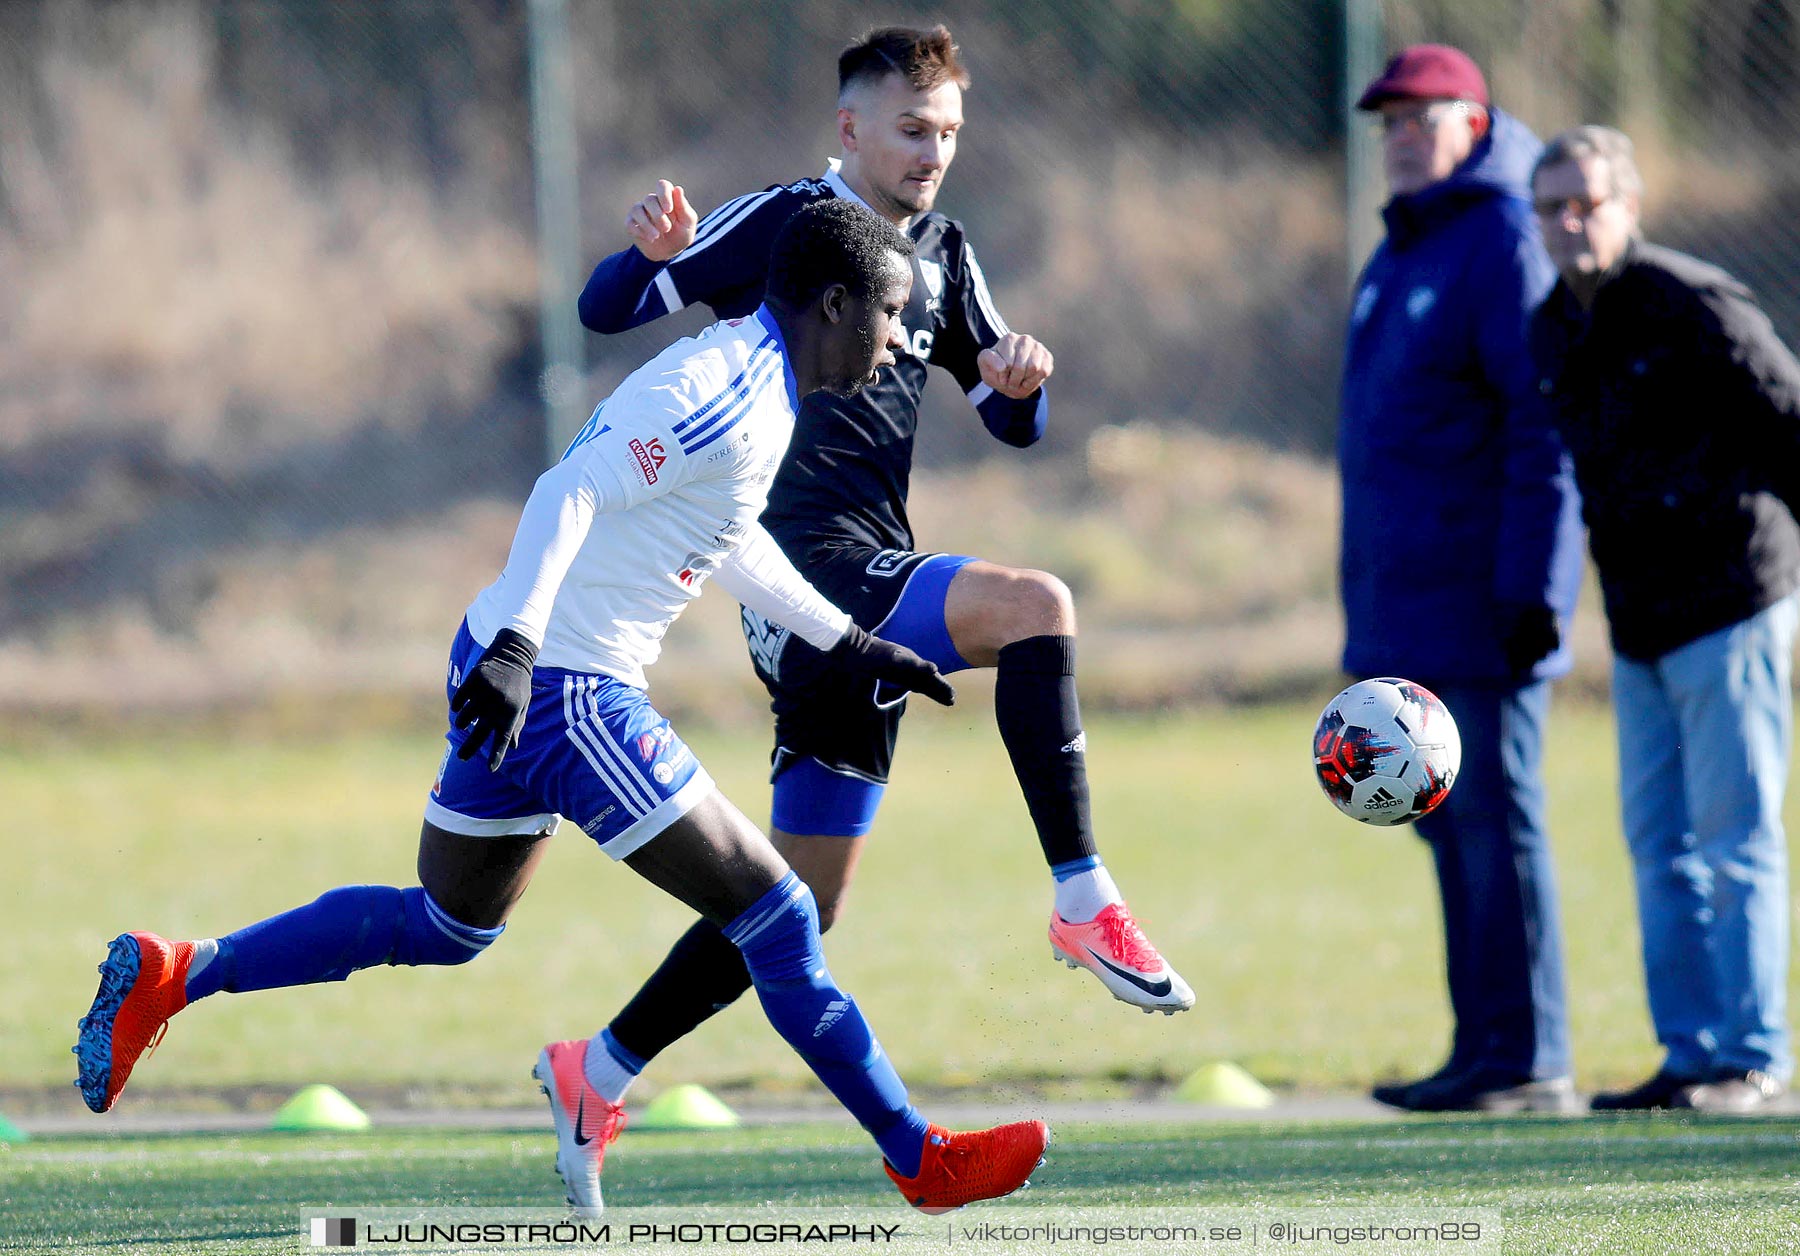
937, 239, 1051, 448
1477, 225, 1580, 659
714, 525, 953, 704
713, 522, 851, 650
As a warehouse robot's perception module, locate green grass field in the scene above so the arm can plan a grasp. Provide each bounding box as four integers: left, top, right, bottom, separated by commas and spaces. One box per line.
9, 698, 1794, 1102
11, 702, 1800, 1254
7, 1116, 1800, 1254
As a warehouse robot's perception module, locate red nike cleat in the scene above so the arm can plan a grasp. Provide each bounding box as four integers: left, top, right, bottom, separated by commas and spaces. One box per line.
885, 1120, 1050, 1214
74, 932, 194, 1113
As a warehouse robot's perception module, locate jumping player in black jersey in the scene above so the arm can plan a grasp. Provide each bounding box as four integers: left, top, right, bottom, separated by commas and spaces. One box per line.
566, 25, 1193, 1174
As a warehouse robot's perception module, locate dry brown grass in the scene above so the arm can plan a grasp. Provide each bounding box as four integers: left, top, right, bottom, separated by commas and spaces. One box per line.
0, 5, 533, 459
0, 7, 1635, 726
0, 429, 1351, 721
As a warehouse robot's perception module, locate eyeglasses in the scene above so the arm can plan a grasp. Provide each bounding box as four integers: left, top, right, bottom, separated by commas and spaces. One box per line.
1533, 193, 1612, 221
1375, 101, 1472, 138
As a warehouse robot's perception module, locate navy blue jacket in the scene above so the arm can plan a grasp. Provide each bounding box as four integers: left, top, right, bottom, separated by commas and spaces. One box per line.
1338, 109, 1584, 684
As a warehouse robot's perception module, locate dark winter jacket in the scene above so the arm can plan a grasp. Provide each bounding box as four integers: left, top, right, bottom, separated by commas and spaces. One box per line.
1338, 108, 1584, 685
1530, 239, 1800, 661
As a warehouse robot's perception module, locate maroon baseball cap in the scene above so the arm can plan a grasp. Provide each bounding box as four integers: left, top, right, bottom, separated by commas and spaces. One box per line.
1356, 44, 1489, 111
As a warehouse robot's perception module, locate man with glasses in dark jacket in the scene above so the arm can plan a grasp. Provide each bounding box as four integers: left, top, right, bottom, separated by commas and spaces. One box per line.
1340, 45, 1584, 1113
1531, 125, 1800, 1113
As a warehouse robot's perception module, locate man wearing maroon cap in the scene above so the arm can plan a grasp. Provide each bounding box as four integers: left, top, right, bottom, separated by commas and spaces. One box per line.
1338, 45, 1584, 1112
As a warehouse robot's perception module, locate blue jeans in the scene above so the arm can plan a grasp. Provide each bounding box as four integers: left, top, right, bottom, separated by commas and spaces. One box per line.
1613, 593, 1798, 1082
1414, 678, 1571, 1080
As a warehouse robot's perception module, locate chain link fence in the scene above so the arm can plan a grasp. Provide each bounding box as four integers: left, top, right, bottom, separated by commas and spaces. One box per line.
1380, 0, 1800, 346
1, 1, 1794, 720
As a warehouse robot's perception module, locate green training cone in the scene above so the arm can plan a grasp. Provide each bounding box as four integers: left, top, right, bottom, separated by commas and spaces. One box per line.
1174, 1061, 1275, 1108
0, 1113, 28, 1143
633, 1084, 740, 1130
270, 1084, 371, 1132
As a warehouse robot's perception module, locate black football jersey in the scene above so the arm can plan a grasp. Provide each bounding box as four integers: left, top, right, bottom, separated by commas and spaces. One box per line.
581, 164, 1036, 554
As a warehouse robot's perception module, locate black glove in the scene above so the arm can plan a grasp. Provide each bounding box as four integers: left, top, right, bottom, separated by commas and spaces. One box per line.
1498, 602, 1562, 677
827, 623, 955, 706
450, 628, 539, 771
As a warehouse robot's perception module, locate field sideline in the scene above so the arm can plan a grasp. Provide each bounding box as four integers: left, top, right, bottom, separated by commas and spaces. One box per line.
7, 1117, 1800, 1255
9, 699, 1800, 1107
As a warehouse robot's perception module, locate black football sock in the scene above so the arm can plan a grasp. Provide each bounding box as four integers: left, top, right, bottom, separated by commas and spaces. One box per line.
607, 917, 753, 1064
994, 634, 1098, 868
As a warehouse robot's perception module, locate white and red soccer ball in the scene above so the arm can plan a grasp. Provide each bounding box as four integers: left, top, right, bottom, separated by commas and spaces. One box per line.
1312, 677, 1461, 826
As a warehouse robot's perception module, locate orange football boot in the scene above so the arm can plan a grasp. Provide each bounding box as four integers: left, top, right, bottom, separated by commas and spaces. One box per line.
884, 1120, 1049, 1214
74, 932, 194, 1112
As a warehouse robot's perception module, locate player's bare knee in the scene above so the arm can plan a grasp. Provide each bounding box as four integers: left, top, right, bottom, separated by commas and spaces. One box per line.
998, 568, 1075, 642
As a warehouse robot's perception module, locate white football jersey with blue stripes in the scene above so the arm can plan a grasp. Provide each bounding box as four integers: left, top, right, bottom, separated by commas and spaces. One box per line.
464, 306, 804, 686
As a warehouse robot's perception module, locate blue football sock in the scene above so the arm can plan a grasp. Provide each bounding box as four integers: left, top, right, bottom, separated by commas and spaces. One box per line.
1050, 856, 1099, 881
725, 873, 929, 1177
185, 885, 502, 1001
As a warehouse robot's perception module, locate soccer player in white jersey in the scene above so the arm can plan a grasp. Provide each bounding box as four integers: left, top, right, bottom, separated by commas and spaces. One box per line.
74, 201, 1049, 1215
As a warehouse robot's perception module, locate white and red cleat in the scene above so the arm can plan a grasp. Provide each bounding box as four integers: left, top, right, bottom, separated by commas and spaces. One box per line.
1048, 902, 1194, 1014
533, 1039, 628, 1213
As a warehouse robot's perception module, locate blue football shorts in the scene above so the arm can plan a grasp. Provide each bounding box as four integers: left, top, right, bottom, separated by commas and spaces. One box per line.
425, 621, 713, 860
739, 547, 975, 838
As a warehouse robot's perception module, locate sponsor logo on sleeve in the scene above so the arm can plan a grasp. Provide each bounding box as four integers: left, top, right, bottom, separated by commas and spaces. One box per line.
629, 438, 667, 484
676, 551, 721, 589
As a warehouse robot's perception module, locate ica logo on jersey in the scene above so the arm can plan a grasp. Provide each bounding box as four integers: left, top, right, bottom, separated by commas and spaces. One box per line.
630, 438, 667, 484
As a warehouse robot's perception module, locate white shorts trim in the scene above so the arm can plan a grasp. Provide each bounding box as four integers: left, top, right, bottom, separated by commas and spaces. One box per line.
594, 768, 716, 861
422, 797, 562, 839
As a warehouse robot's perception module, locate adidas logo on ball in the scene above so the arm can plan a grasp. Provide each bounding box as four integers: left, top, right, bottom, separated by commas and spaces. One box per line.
1313, 678, 1462, 828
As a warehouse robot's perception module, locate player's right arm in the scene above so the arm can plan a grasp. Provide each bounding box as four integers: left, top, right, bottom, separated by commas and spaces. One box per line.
450, 453, 615, 770
453, 389, 697, 768
497, 366, 705, 642
577, 180, 801, 332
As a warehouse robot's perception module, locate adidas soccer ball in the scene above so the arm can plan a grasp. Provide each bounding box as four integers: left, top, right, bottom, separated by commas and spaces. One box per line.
1312, 678, 1461, 826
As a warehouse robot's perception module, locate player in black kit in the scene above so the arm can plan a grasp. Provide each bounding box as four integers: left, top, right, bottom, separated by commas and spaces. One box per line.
563, 25, 1193, 1146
